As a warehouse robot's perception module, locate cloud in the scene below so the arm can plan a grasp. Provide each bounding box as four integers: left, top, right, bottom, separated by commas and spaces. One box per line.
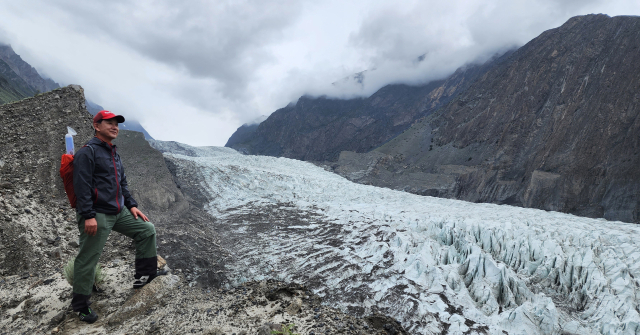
335, 0, 638, 97
43, 0, 305, 100
0, 0, 638, 146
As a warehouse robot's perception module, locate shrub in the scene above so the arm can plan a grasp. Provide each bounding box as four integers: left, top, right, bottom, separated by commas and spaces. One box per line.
271, 323, 300, 335
63, 257, 104, 286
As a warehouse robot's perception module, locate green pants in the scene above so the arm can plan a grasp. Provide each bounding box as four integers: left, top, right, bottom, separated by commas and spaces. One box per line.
73, 207, 156, 296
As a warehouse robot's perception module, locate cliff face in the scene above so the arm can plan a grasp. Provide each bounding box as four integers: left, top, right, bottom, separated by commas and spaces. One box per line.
339, 14, 640, 222
226, 57, 503, 161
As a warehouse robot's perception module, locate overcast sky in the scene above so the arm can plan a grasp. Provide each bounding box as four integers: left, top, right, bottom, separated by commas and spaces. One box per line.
0, 1, 638, 146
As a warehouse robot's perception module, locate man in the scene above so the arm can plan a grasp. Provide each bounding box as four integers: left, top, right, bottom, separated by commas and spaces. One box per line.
71, 110, 164, 323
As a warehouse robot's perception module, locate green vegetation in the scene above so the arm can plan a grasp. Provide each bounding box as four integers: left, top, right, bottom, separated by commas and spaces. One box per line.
271, 323, 300, 335
63, 257, 104, 286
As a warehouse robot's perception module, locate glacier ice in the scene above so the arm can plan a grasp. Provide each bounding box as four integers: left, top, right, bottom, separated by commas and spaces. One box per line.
150, 140, 640, 335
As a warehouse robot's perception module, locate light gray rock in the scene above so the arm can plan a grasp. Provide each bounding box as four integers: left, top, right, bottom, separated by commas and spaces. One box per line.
107, 274, 179, 325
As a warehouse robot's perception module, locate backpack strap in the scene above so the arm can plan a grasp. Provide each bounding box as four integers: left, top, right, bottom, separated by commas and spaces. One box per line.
86, 144, 95, 157
81, 144, 95, 158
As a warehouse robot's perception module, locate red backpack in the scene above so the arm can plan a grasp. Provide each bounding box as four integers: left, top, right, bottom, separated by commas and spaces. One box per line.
59, 145, 94, 208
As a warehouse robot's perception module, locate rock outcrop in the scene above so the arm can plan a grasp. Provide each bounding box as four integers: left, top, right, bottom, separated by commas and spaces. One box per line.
0, 86, 177, 279
226, 57, 503, 161
0, 85, 94, 275
337, 14, 640, 223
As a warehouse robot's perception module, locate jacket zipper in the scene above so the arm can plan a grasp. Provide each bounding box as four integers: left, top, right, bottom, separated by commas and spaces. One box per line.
110, 144, 121, 212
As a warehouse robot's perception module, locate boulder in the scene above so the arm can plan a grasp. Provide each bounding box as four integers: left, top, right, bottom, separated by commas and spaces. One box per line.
107, 274, 179, 325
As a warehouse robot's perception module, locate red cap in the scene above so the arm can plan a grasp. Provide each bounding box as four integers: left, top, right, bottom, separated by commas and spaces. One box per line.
93, 110, 125, 123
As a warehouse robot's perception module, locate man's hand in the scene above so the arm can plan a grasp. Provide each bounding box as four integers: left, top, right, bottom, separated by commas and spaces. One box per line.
130, 207, 149, 222
84, 218, 98, 236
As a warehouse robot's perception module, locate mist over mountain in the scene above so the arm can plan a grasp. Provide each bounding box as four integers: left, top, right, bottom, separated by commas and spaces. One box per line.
352, 14, 640, 222
224, 115, 266, 151
3, 13, 640, 332
226, 14, 640, 223
7, 85, 640, 335
225, 54, 508, 161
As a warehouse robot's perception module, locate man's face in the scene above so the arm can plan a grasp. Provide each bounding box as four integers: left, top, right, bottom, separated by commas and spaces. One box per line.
94, 118, 119, 141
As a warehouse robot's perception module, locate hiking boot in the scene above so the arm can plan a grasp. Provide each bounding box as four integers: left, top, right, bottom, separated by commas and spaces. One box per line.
78, 308, 98, 324
133, 275, 150, 289
133, 269, 170, 289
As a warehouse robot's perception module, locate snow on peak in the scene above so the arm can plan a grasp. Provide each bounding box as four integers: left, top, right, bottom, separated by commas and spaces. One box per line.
152, 140, 640, 335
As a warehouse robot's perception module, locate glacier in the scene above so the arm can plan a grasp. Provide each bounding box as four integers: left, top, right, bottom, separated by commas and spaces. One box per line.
150, 140, 640, 335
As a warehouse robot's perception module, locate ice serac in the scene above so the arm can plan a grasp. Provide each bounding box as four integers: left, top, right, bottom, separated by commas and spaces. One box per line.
151, 140, 640, 335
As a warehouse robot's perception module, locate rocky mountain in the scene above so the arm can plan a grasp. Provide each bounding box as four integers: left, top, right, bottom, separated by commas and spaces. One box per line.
334, 14, 640, 223
0, 44, 60, 94
3, 84, 639, 335
84, 98, 104, 116
224, 115, 266, 152
226, 56, 506, 161
0, 43, 59, 105
0, 57, 35, 104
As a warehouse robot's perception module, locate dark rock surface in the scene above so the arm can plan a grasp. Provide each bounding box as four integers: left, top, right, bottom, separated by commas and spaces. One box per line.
0, 43, 59, 105
226, 56, 503, 161
336, 14, 640, 223
0, 43, 154, 139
